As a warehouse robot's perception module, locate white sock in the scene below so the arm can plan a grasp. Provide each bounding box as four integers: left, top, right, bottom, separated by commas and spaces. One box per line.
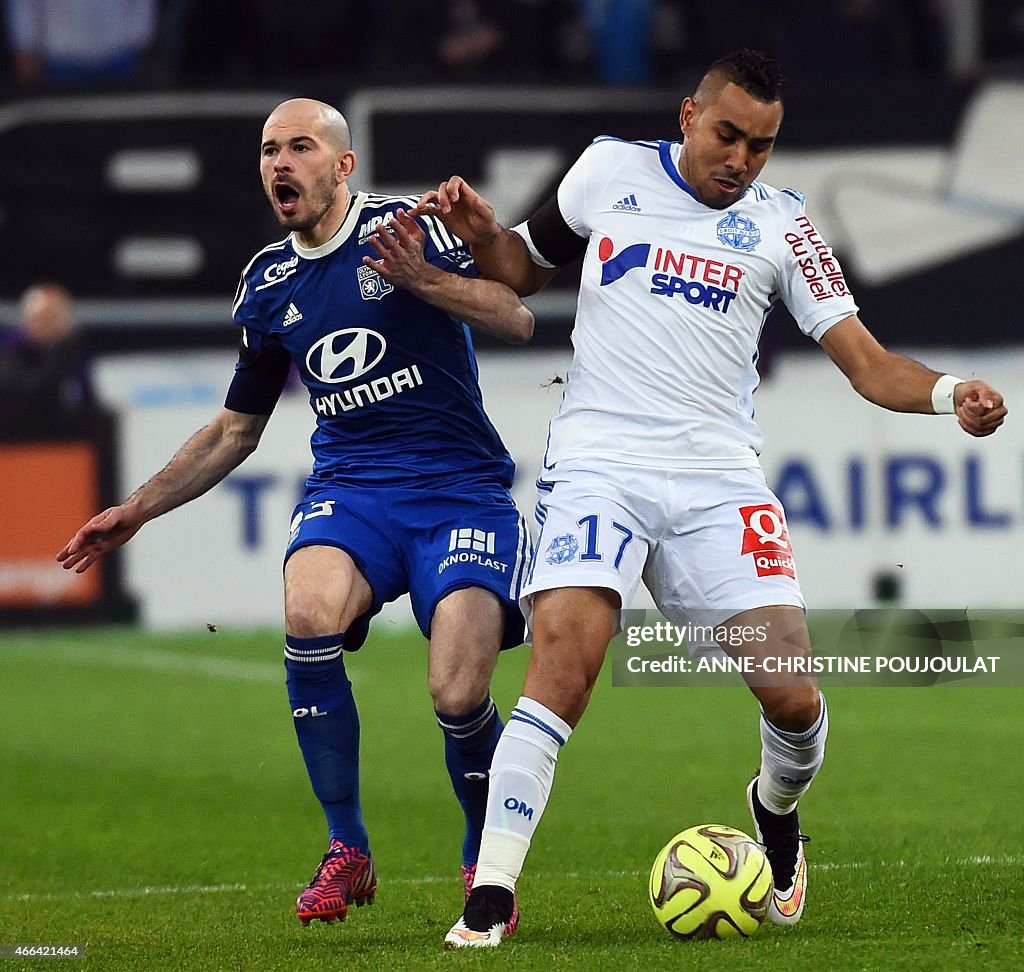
757, 692, 828, 814
472, 696, 572, 892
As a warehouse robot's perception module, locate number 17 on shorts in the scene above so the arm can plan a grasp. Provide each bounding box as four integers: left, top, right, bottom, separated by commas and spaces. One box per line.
523, 484, 646, 607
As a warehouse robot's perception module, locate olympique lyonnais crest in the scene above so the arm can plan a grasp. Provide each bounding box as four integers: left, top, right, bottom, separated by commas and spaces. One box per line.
716, 212, 761, 251
356, 264, 394, 301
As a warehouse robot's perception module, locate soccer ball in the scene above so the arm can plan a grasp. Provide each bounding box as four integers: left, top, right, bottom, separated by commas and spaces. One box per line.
649, 824, 773, 940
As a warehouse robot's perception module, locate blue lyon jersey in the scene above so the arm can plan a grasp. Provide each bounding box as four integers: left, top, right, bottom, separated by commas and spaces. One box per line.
231, 191, 515, 490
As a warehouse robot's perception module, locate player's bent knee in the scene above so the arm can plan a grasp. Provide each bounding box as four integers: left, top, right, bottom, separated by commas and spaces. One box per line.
763, 685, 821, 732
284, 546, 373, 636
523, 650, 601, 726
285, 581, 373, 637
428, 679, 489, 717
529, 632, 608, 702
285, 595, 340, 638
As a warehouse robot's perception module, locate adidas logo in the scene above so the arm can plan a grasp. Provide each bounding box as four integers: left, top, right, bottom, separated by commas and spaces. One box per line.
612, 193, 641, 213
283, 302, 303, 326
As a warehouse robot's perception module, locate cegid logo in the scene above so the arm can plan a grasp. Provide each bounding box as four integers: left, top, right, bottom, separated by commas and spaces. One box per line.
306, 328, 387, 383
739, 503, 796, 579
255, 254, 299, 291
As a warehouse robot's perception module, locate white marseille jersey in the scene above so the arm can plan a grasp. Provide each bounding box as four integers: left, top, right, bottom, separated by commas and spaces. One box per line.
519, 138, 859, 470
232, 191, 514, 489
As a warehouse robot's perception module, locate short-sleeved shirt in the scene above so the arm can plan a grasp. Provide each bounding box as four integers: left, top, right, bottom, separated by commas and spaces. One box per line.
231, 190, 515, 490
516, 138, 859, 470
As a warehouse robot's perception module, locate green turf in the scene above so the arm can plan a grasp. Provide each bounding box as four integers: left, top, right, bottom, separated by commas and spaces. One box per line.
1, 625, 1021, 970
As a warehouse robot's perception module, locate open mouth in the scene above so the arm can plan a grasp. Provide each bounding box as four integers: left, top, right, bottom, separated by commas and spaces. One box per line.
274, 182, 301, 213
714, 178, 740, 194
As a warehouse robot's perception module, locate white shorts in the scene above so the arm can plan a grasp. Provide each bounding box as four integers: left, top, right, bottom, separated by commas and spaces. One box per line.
522, 460, 805, 632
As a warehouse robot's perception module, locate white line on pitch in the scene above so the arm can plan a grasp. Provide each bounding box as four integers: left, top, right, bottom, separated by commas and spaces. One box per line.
6, 855, 1021, 904
0, 642, 383, 686
1, 642, 283, 683
4, 878, 447, 904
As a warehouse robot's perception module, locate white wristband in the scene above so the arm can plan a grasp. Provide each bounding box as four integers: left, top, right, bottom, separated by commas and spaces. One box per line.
931, 374, 963, 414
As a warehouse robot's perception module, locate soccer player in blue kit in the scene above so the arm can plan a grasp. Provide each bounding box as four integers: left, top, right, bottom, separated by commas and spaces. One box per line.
57, 99, 533, 931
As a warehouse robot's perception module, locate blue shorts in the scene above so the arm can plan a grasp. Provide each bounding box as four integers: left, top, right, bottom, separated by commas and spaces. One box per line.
285, 482, 531, 651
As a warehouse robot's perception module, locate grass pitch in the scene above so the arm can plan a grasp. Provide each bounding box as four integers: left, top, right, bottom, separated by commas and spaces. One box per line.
1, 625, 1021, 970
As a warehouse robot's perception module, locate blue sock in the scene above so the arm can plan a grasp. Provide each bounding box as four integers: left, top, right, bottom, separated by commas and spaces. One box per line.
436, 696, 503, 867
285, 633, 369, 853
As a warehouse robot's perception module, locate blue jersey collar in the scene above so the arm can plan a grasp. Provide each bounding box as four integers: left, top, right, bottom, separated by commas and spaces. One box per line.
659, 141, 753, 208
659, 141, 702, 202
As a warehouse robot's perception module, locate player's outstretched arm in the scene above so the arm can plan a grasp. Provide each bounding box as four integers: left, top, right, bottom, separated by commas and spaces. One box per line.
57, 408, 270, 573
412, 177, 556, 297
365, 208, 534, 343
820, 316, 1007, 436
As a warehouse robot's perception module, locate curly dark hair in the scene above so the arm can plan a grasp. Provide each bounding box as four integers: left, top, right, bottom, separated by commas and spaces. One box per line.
704, 49, 784, 104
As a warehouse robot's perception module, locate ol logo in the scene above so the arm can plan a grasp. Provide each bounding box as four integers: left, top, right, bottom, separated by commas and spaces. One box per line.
357, 264, 394, 301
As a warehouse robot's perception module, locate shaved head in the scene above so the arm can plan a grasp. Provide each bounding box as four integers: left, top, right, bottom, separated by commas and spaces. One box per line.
264, 98, 352, 152
259, 97, 358, 246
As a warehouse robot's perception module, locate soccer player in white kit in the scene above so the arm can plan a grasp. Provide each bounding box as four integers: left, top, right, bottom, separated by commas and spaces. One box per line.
415, 50, 1007, 946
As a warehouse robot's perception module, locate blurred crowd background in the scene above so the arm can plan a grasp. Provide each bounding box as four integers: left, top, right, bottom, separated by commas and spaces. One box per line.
1, 0, 1021, 380
1, 0, 1021, 91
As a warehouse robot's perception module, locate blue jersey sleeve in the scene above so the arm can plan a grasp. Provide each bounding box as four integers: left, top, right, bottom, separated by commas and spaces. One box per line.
417, 213, 479, 278
224, 330, 290, 414
232, 268, 263, 333
225, 265, 290, 414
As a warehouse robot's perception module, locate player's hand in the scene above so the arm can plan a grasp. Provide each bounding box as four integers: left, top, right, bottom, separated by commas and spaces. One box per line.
362, 208, 440, 294
954, 380, 1007, 437
57, 505, 144, 573
411, 176, 501, 247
